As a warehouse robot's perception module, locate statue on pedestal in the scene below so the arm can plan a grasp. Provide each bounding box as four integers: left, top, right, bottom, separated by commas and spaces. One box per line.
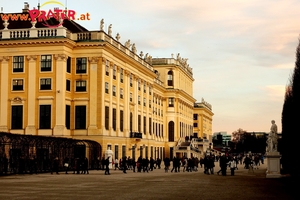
105, 147, 114, 169
266, 120, 278, 152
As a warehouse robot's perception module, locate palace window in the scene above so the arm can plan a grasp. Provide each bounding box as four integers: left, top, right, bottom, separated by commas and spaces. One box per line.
106, 60, 109, 76
11, 105, 23, 129
138, 115, 141, 133
120, 68, 124, 83
105, 106, 109, 130
112, 108, 116, 131
66, 56, 71, 73
41, 55, 52, 71
120, 88, 123, 99
113, 65, 116, 79
75, 105, 86, 129
12, 79, 23, 91
66, 80, 71, 91
167, 70, 174, 86
120, 110, 123, 132
112, 85, 116, 96
76, 80, 86, 92
130, 74, 133, 87
76, 58, 87, 74
138, 80, 141, 90
40, 78, 51, 90
13, 56, 24, 72
168, 98, 174, 107
105, 82, 109, 93
143, 116, 146, 134
39, 105, 51, 129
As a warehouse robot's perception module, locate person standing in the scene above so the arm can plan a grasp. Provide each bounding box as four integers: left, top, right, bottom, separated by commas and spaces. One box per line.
227, 157, 237, 176
52, 157, 59, 174
114, 158, 119, 170
122, 156, 127, 174
163, 157, 170, 172
220, 154, 228, 176
149, 157, 154, 171
104, 157, 110, 175
63, 157, 69, 174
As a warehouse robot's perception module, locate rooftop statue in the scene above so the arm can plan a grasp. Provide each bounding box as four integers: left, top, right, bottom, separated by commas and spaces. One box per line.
131, 43, 137, 54
108, 24, 112, 36
125, 39, 131, 48
100, 19, 104, 31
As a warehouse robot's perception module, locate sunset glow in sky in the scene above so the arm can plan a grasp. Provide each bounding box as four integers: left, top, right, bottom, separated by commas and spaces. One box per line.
3, 0, 300, 134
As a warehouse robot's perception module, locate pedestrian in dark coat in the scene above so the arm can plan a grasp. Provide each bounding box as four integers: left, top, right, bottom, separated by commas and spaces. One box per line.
104, 157, 110, 175
122, 156, 127, 173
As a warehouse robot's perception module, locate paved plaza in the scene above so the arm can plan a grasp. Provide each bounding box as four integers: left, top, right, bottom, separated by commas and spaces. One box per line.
0, 160, 298, 200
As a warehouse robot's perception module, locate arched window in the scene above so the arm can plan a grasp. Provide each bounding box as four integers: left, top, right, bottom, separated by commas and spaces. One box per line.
168, 121, 175, 142
167, 70, 173, 86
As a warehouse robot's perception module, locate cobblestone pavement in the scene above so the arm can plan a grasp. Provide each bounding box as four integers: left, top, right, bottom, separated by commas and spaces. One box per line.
0, 160, 298, 200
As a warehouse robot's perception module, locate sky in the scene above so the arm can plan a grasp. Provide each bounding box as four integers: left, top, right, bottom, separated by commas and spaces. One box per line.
2, 0, 300, 134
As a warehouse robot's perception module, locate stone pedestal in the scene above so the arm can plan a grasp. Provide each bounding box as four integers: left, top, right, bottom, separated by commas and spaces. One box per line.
265, 151, 282, 178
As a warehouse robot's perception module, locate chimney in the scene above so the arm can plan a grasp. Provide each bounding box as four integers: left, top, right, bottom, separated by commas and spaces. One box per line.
22, 2, 29, 13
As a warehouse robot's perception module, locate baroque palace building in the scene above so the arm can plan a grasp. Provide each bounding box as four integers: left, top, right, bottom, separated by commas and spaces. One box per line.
0, 4, 213, 161
193, 99, 214, 142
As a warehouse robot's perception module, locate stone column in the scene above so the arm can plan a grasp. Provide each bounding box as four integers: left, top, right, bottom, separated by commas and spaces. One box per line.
88, 57, 100, 135
53, 54, 67, 136
0, 56, 9, 132
25, 55, 38, 134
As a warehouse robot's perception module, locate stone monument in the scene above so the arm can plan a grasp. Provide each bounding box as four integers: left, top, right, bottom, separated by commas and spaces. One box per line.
265, 120, 281, 178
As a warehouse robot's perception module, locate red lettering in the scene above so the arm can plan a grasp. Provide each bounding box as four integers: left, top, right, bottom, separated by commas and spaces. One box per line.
28, 9, 40, 22
46, 9, 56, 19
54, 9, 63, 19
38, 10, 47, 22
67, 10, 76, 20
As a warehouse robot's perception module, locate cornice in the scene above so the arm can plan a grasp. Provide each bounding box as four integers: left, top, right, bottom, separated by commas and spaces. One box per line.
0, 39, 76, 48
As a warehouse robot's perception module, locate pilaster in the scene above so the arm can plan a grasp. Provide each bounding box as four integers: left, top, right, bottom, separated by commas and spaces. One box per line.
53, 54, 67, 136
88, 57, 100, 134
0, 56, 10, 132
25, 55, 37, 134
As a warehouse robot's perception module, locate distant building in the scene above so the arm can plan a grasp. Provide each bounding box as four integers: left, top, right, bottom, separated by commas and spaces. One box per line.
193, 99, 214, 142
212, 132, 231, 152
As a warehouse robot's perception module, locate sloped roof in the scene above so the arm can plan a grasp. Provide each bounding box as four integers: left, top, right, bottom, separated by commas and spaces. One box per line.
0, 12, 88, 33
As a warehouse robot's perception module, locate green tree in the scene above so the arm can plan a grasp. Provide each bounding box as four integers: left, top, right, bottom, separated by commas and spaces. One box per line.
281, 39, 300, 178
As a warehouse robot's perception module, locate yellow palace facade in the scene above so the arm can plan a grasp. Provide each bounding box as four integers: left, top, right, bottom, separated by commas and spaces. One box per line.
0, 6, 212, 160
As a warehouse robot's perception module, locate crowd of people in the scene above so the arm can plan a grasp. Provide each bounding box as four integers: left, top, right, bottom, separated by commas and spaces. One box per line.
0, 152, 265, 176
94, 152, 265, 176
